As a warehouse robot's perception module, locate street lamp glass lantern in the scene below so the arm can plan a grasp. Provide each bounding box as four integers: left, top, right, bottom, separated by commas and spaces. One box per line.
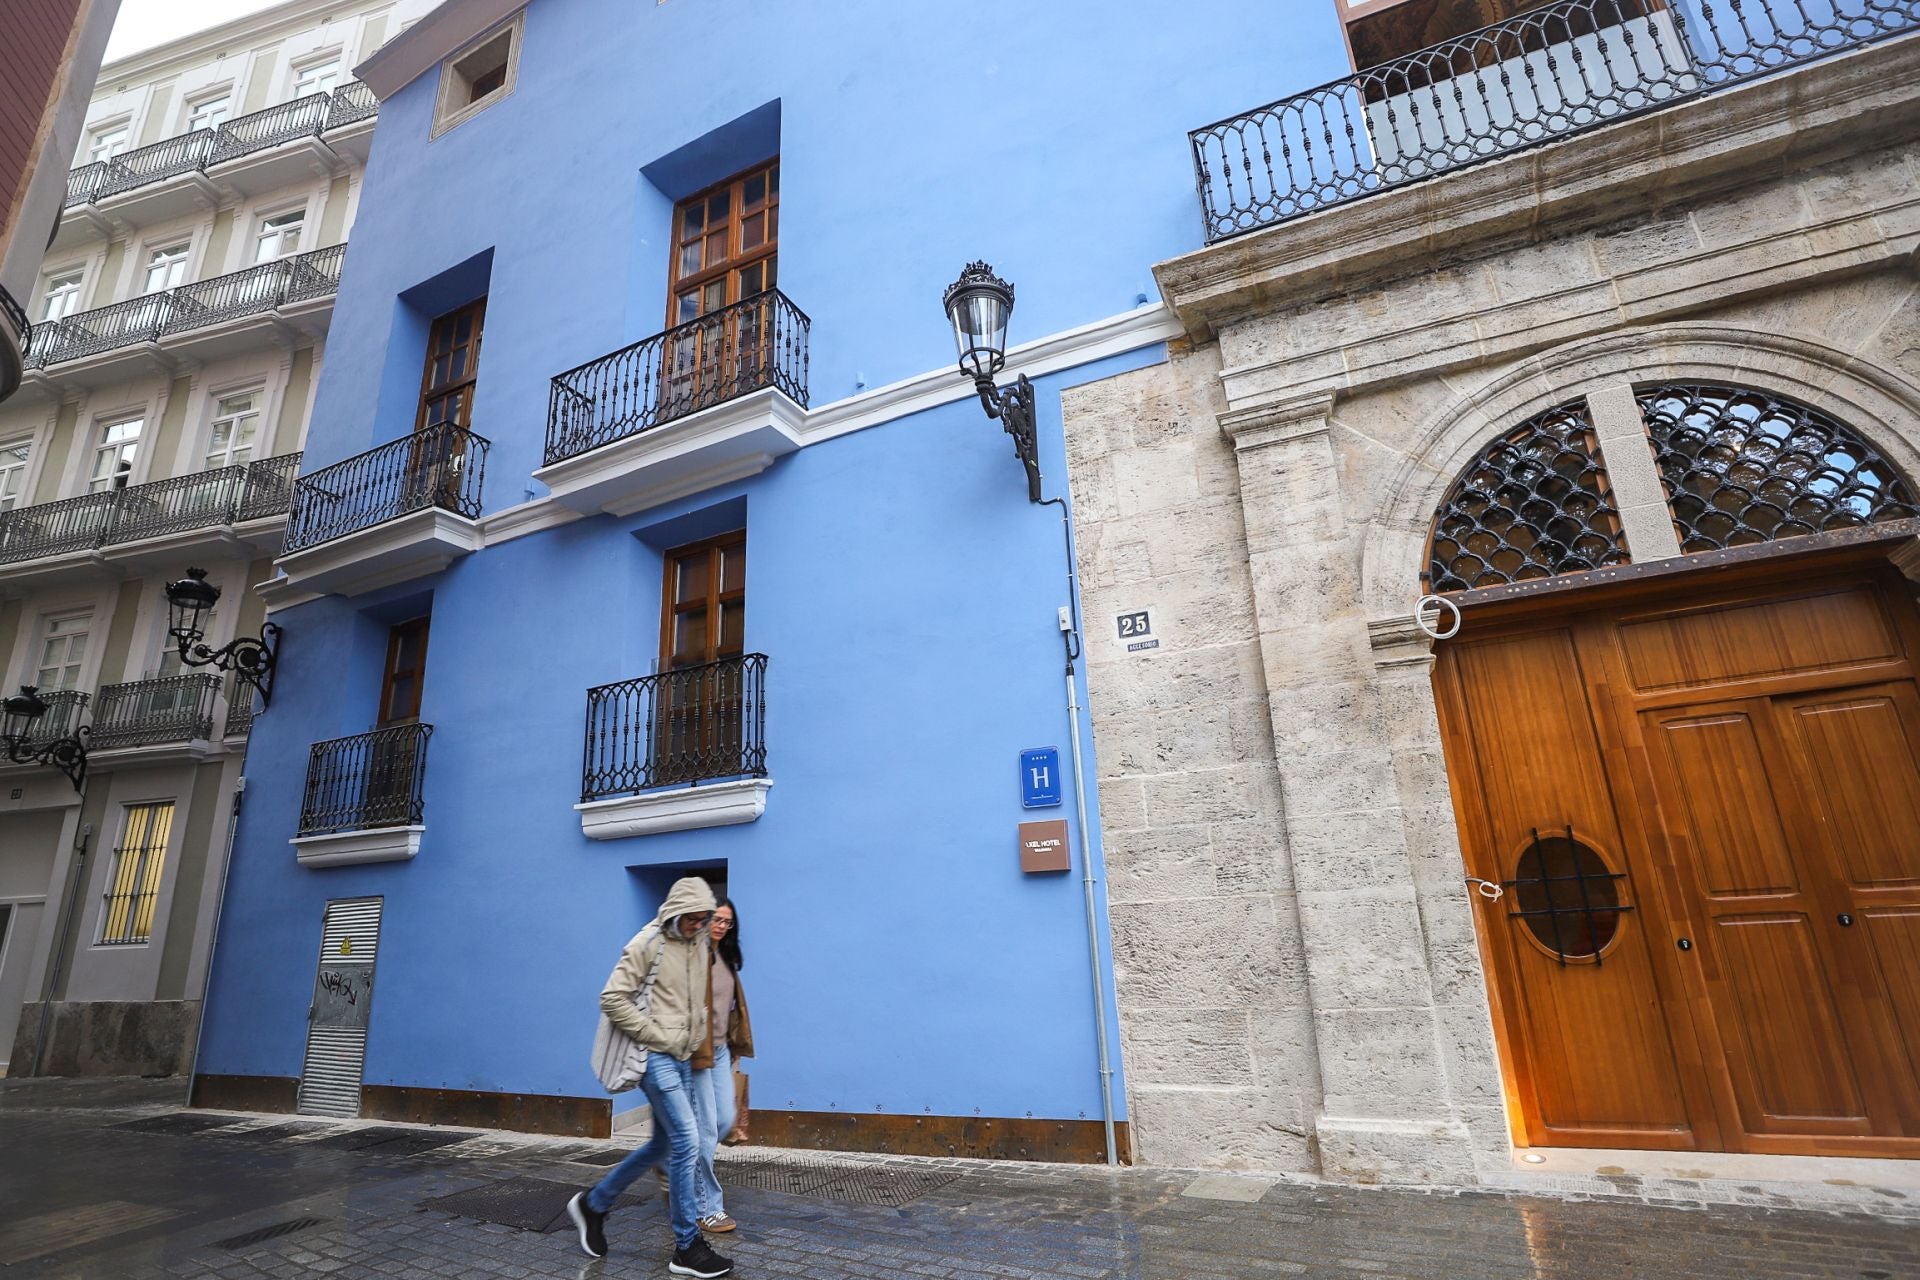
2, 686, 48, 740
943, 261, 1014, 381
165, 566, 221, 644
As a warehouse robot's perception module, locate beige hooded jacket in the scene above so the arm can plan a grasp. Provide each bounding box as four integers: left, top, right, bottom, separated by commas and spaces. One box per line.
600, 876, 715, 1060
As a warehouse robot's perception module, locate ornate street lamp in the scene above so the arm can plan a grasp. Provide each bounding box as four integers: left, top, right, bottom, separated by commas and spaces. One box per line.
2, 686, 88, 791
943, 262, 1042, 504
164, 567, 282, 708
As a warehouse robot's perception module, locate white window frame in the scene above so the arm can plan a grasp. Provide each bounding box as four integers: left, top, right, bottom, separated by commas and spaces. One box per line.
85, 120, 131, 165
0, 436, 32, 512
203, 388, 263, 471
431, 10, 523, 139
33, 609, 94, 692
41, 268, 85, 322
97, 800, 176, 947
253, 207, 307, 263
141, 241, 192, 294
185, 88, 233, 132
87, 414, 145, 493
290, 53, 343, 99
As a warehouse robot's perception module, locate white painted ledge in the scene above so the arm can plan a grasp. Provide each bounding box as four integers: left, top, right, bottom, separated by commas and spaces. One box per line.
292, 824, 424, 867
575, 778, 771, 840
534, 388, 805, 518
271, 506, 484, 601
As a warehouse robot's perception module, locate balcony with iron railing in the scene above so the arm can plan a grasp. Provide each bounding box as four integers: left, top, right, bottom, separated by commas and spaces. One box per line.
24, 244, 346, 374
536, 291, 810, 516
87, 673, 221, 752
63, 82, 378, 212
576, 654, 772, 839
0, 452, 302, 569
292, 724, 433, 866
4, 689, 88, 751
275, 423, 490, 598
1190, 0, 1920, 243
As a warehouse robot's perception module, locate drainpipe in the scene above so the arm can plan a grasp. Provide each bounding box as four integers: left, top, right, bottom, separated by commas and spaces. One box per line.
185, 774, 245, 1089
1041, 495, 1119, 1166
30, 812, 92, 1078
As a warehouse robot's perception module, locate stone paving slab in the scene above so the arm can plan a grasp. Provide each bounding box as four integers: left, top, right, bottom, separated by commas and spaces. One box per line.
3, 1079, 1918, 1278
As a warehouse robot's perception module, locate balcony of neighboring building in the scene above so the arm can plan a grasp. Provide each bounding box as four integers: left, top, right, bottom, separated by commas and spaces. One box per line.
574, 653, 772, 840
86, 672, 223, 764
1189, 0, 1920, 244
0, 452, 301, 591
291, 723, 433, 867
534, 289, 811, 517
273, 423, 489, 598
17, 244, 345, 398
54, 82, 378, 252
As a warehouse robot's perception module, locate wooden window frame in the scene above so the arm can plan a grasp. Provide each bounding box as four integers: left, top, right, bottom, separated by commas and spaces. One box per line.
379, 616, 431, 727
415, 298, 487, 432
659, 531, 747, 671
667, 160, 780, 327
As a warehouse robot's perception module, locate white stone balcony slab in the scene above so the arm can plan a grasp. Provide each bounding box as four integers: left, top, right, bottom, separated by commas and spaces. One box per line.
292, 825, 424, 867
536, 387, 804, 518
576, 778, 772, 840
273, 505, 483, 599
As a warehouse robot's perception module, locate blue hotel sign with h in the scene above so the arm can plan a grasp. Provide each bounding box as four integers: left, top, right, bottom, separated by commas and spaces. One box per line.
1020, 747, 1063, 809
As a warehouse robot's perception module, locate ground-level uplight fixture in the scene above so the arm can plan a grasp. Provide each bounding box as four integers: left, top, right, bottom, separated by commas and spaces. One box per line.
165, 566, 282, 708
944, 261, 1042, 504
2, 686, 88, 791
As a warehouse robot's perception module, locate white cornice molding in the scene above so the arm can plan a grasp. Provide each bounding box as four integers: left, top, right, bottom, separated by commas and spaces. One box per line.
358, 0, 528, 101
98, 0, 372, 89
801, 301, 1180, 448
264, 300, 1179, 600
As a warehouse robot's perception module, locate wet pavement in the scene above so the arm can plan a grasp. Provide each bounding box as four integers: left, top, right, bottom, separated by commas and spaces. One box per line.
3, 1078, 1916, 1279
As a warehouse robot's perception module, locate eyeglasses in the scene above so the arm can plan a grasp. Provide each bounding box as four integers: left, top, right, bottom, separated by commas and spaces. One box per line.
711, 916, 733, 930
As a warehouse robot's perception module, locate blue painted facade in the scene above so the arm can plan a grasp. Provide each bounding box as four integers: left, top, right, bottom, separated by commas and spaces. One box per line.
196, 0, 1348, 1135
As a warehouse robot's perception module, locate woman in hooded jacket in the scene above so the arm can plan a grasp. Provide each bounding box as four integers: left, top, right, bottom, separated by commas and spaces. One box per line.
568, 876, 734, 1279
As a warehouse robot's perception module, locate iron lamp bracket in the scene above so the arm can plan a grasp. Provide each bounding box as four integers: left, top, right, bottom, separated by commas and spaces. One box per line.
973, 372, 1043, 504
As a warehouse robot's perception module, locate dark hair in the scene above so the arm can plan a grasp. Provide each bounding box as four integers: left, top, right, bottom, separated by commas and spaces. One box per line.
715, 896, 743, 974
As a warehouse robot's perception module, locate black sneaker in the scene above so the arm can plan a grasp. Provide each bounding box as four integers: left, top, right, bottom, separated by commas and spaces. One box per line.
669, 1237, 734, 1278
566, 1191, 606, 1258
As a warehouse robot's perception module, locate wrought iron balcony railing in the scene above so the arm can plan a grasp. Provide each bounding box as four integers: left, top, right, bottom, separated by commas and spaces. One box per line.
284, 422, 490, 553
9, 689, 88, 747
24, 244, 345, 369
326, 80, 379, 129
298, 723, 433, 836
581, 653, 769, 801
545, 290, 810, 466
0, 453, 302, 565
1190, 0, 1920, 243
88, 673, 220, 750
99, 130, 215, 200
224, 673, 258, 738
63, 82, 378, 209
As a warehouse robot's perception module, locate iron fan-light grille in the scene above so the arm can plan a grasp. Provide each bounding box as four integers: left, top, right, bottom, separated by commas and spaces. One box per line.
1638, 382, 1920, 553
1426, 399, 1629, 592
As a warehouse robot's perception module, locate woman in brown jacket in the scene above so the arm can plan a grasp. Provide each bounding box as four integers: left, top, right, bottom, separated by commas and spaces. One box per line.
690, 897, 752, 1233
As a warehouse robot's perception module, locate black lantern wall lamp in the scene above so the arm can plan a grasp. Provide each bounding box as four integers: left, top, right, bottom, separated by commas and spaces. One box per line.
943, 262, 1043, 504
164, 567, 281, 708
2, 687, 88, 791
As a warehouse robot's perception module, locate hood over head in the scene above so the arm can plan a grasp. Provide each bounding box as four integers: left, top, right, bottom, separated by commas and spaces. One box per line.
654, 876, 718, 935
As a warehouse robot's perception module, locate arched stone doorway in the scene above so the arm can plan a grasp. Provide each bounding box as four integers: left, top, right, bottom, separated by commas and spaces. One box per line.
1426, 375, 1920, 1156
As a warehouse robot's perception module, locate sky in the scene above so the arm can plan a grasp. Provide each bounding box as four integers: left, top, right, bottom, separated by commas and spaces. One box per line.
104, 0, 289, 63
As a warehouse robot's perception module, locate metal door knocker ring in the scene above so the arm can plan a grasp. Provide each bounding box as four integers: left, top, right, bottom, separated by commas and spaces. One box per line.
1415, 593, 1462, 641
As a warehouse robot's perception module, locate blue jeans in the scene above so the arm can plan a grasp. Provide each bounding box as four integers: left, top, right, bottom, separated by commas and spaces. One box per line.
587, 1051, 700, 1248
692, 1042, 736, 1218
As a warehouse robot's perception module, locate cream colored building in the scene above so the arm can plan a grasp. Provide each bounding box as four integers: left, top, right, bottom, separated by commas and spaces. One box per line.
1069, 2, 1920, 1201
0, 0, 434, 1077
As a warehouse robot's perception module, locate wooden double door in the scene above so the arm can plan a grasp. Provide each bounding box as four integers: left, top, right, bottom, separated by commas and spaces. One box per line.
1435, 562, 1920, 1156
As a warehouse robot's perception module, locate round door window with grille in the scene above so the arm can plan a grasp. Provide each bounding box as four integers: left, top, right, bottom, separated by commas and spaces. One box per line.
1508, 831, 1631, 964
1638, 383, 1919, 553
